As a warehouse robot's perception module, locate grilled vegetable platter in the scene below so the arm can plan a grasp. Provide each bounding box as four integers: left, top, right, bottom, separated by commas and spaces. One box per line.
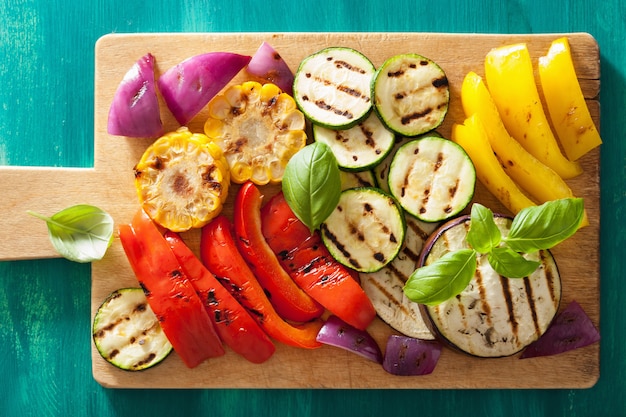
82, 33, 601, 388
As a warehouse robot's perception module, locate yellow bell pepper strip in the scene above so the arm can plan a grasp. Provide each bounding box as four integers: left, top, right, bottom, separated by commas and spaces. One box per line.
461, 71, 575, 203
538, 37, 602, 161
451, 114, 536, 215
484, 43, 583, 179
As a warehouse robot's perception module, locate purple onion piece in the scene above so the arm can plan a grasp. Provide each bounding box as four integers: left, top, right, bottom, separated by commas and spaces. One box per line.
246, 42, 294, 95
520, 300, 600, 359
383, 335, 442, 376
316, 315, 383, 364
158, 52, 251, 126
107, 53, 164, 138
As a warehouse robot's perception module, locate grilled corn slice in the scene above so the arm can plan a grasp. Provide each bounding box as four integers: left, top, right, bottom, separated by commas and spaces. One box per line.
204, 81, 307, 185
134, 127, 230, 232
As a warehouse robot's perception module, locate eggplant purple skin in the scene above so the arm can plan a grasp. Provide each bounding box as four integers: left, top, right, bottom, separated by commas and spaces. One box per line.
415, 212, 562, 358
157, 52, 251, 126
382, 335, 442, 376
246, 42, 294, 96
316, 315, 383, 364
107, 53, 164, 138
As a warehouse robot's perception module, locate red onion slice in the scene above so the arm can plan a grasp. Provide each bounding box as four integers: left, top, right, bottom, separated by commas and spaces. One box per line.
316, 315, 382, 363
383, 335, 442, 376
107, 53, 163, 138
158, 52, 251, 126
520, 300, 600, 359
246, 42, 294, 95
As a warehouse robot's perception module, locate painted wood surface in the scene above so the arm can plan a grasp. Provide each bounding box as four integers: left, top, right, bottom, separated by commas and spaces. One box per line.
1, 0, 625, 416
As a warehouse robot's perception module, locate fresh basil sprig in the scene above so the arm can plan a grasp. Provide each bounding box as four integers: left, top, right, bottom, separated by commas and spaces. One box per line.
28, 204, 114, 263
404, 198, 584, 306
282, 141, 342, 232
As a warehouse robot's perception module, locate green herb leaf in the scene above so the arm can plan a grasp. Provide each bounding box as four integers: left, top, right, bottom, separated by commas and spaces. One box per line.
504, 198, 585, 253
488, 246, 541, 278
467, 203, 501, 253
28, 204, 114, 263
282, 142, 342, 232
404, 249, 477, 306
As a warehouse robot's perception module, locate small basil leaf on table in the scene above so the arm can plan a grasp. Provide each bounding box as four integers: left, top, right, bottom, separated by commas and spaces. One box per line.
404, 249, 477, 306
505, 198, 585, 253
282, 141, 341, 232
467, 203, 501, 253
28, 204, 114, 263
487, 246, 541, 278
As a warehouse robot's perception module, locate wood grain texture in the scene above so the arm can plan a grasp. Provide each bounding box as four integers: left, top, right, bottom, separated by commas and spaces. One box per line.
61, 32, 600, 389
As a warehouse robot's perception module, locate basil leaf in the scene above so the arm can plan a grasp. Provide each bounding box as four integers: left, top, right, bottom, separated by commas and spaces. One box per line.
488, 246, 541, 278
504, 198, 584, 253
467, 203, 501, 253
404, 249, 477, 306
282, 142, 342, 232
28, 204, 114, 263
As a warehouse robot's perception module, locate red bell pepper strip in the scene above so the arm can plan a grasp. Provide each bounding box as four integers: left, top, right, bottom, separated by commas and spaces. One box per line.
233, 181, 324, 322
164, 231, 275, 364
118, 209, 225, 368
260, 192, 377, 331
200, 215, 323, 349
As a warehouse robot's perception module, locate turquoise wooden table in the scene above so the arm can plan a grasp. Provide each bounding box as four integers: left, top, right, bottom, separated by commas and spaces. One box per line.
1, 0, 624, 415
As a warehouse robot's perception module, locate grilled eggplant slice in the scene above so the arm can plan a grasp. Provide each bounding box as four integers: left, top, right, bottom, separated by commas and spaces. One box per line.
372, 54, 449, 136
320, 187, 405, 273
420, 215, 562, 358
93, 288, 172, 371
388, 136, 476, 223
293, 47, 375, 129
360, 215, 438, 339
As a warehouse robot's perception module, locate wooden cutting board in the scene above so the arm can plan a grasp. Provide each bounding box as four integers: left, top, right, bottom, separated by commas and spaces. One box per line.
0, 32, 600, 388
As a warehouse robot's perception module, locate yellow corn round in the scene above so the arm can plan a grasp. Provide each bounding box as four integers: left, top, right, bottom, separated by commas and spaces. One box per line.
133, 127, 230, 232
204, 81, 307, 185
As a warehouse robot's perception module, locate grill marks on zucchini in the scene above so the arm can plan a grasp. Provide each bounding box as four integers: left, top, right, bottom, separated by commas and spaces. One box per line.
93, 288, 172, 371
373, 54, 449, 137
321, 188, 405, 273
389, 136, 476, 222
423, 217, 561, 357
313, 112, 395, 171
294, 47, 375, 128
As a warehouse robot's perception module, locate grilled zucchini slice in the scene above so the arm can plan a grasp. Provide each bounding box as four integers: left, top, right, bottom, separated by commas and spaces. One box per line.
313, 112, 395, 171
372, 54, 449, 137
388, 136, 476, 222
293, 47, 375, 129
93, 288, 172, 371
320, 187, 405, 273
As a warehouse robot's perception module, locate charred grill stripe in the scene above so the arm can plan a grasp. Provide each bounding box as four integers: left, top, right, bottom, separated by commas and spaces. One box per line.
499, 275, 519, 337
542, 251, 559, 304
432, 76, 449, 88
367, 275, 412, 315
401, 245, 420, 265
407, 218, 429, 241
333, 59, 368, 74
320, 223, 362, 269
523, 276, 541, 336
401, 107, 433, 126
313, 99, 354, 120
475, 265, 493, 326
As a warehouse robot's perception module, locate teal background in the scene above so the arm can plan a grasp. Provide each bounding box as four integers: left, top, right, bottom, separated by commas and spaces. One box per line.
1, 0, 624, 416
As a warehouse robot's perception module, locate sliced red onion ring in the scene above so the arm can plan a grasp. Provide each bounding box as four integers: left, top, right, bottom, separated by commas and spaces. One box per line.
107, 53, 163, 138
520, 300, 600, 359
158, 52, 251, 126
316, 315, 382, 363
383, 335, 442, 376
246, 42, 294, 95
